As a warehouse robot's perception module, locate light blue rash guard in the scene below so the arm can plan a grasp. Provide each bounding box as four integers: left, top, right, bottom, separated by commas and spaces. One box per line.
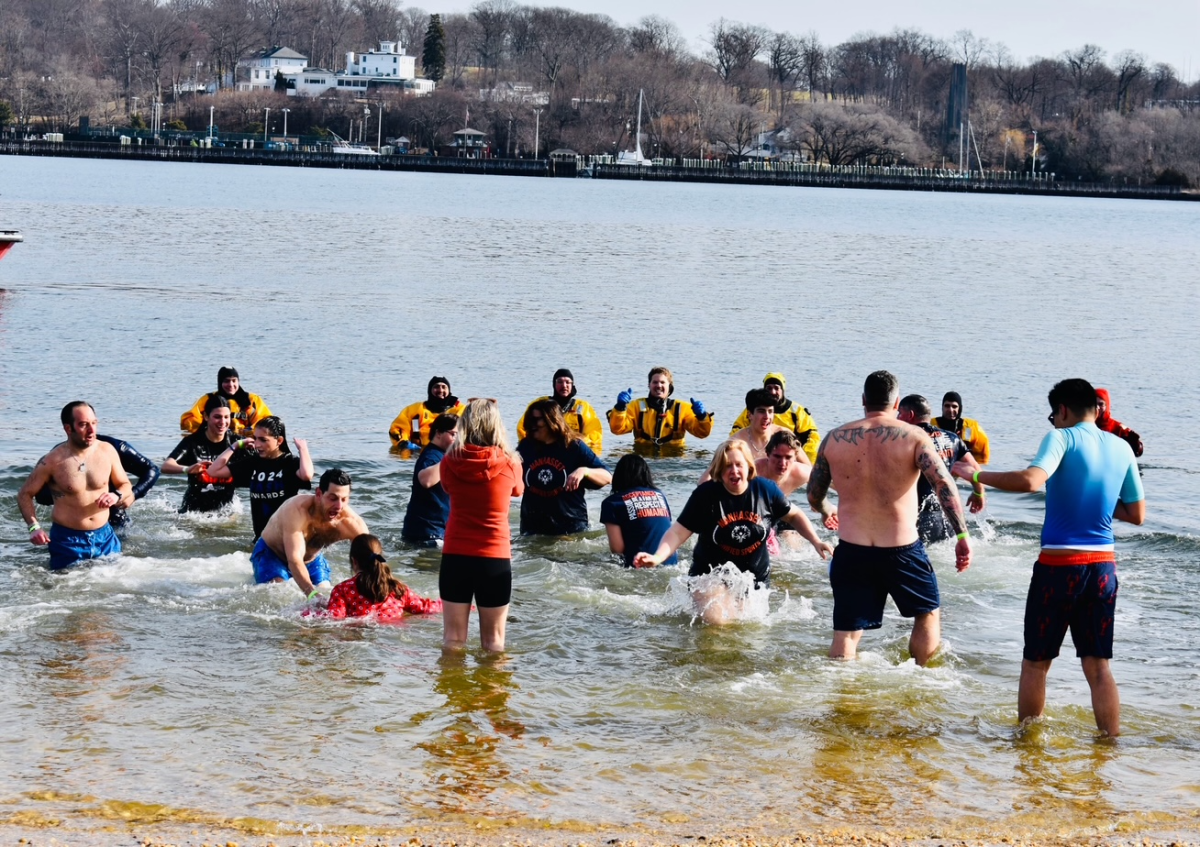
1030, 421, 1144, 551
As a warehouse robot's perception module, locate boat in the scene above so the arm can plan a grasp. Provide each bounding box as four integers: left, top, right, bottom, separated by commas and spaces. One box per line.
0, 230, 22, 261
616, 90, 652, 166
329, 132, 379, 156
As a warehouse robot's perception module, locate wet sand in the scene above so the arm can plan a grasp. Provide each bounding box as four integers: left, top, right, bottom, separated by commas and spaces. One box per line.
4, 817, 1200, 847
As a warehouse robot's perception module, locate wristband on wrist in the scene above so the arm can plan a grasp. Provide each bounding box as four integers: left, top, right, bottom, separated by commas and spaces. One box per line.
28, 522, 41, 534
307, 589, 320, 601
972, 470, 982, 484
956, 531, 969, 540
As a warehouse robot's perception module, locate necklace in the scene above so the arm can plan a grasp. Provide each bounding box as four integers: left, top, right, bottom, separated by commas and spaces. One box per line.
78, 461, 86, 473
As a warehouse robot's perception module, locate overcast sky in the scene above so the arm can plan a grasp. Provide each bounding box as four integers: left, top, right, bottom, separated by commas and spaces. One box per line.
434, 0, 1199, 79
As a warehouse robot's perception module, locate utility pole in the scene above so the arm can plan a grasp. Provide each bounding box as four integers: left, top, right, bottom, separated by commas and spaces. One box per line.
263, 107, 270, 145
534, 108, 542, 159
281, 107, 289, 138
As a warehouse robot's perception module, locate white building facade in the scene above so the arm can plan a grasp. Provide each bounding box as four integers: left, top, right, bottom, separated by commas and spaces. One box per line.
236, 47, 308, 91
283, 42, 434, 97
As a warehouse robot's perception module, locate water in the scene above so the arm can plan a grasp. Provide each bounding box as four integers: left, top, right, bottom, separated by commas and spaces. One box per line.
1, 156, 1198, 841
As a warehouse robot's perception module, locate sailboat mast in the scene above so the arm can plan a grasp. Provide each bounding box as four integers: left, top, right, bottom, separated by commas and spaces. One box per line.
635, 89, 644, 159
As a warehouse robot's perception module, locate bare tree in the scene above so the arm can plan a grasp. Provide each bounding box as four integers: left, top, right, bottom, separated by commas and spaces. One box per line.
202, 0, 261, 87
707, 18, 767, 92
783, 100, 924, 165
628, 15, 684, 60
1112, 50, 1146, 112
139, 2, 192, 102
767, 31, 803, 115
441, 12, 476, 87
353, 0, 401, 46
470, 0, 514, 87
397, 7, 428, 59
706, 99, 760, 161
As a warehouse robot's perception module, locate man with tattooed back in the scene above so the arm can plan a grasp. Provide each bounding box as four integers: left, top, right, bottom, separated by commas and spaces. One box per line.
808, 371, 971, 665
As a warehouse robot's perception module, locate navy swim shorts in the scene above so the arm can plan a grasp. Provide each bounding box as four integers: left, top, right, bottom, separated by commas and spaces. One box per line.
829, 539, 940, 631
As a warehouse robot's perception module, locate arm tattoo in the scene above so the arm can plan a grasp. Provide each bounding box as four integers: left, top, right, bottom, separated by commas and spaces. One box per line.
917, 442, 967, 534
807, 448, 833, 512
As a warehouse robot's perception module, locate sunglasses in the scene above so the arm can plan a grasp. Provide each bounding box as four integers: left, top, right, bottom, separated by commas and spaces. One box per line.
1047, 411, 1056, 424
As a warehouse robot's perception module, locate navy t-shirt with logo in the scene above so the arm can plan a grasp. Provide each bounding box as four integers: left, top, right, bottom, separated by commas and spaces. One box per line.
517, 438, 608, 535
677, 477, 792, 585
229, 452, 310, 538
403, 444, 450, 542
599, 486, 678, 568
168, 431, 237, 513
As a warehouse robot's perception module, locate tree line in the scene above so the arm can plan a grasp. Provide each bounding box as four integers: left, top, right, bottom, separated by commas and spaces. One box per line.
1, 0, 1197, 184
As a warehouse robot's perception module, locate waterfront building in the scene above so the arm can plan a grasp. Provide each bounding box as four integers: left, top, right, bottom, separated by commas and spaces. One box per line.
236, 47, 308, 91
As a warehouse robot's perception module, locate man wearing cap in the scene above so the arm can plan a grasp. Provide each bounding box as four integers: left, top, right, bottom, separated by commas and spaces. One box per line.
932, 391, 991, 464
389, 376, 466, 451
729, 373, 821, 463
517, 369, 603, 453
180, 367, 272, 437
607, 366, 713, 454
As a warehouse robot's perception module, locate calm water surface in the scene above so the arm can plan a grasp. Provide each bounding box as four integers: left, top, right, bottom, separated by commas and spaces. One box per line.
0, 156, 1198, 840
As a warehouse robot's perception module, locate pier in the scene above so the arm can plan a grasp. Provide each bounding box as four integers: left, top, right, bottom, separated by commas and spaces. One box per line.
2, 139, 1193, 200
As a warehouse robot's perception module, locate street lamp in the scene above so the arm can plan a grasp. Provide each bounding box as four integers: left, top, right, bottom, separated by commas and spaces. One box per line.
281, 107, 290, 138
209, 105, 215, 139
263, 107, 270, 145
533, 108, 542, 159
363, 105, 371, 144
376, 101, 384, 150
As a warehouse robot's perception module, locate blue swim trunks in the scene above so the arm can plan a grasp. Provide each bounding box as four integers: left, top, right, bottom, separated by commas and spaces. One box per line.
48, 522, 121, 571
251, 536, 330, 586
829, 539, 940, 631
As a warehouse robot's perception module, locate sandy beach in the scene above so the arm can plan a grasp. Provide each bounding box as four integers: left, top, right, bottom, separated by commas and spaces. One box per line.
4, 815, 1200, 847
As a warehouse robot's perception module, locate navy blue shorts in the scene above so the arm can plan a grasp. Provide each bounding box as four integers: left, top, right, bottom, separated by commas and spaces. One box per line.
48, 522, 121, 571
1024, 560, 1118, 661
829, 539, 940, 631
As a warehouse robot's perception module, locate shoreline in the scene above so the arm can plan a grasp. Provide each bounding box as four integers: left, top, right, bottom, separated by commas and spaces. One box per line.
3, 818, 1200, 847
2, 141, 1195, 202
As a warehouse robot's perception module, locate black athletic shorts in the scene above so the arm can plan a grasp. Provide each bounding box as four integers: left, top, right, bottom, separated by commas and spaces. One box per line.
438, 553, 512, 608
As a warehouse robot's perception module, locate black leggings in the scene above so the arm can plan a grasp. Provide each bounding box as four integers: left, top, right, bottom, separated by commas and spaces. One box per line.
439, 554, 512, 608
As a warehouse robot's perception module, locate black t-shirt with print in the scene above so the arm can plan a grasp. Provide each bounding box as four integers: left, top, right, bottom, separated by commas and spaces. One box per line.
677, 477, 792, 585
229, 451, 310, 538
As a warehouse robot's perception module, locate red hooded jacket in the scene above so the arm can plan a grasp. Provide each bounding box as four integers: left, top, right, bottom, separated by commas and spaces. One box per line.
441, 443, 524, 559
1095, 388, 1144, 457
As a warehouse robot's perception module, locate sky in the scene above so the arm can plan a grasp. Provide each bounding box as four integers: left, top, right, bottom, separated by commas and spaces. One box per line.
435, 0, 1199, 79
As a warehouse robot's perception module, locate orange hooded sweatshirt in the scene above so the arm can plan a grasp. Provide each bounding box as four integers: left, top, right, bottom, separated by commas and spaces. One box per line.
441, 444, 524, 559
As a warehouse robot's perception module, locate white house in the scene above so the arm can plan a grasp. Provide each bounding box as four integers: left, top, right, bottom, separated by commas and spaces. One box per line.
290, 69, 339, 98
346, 41, 416, 80
283, 42, 434, 97
236, 47, 308, 91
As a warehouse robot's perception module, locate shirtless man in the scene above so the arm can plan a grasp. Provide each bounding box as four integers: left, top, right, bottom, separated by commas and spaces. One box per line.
731, 389, 785, 459
755, 430, 812, 495
252, 468, 368, 597
17, 402, 134, 570
701, 389, 787, 483
807, 371, 971, 666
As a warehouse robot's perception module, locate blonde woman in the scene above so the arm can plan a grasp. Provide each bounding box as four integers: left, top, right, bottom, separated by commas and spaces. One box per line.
438, 399, 524, 651
635, 440, 832, 608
